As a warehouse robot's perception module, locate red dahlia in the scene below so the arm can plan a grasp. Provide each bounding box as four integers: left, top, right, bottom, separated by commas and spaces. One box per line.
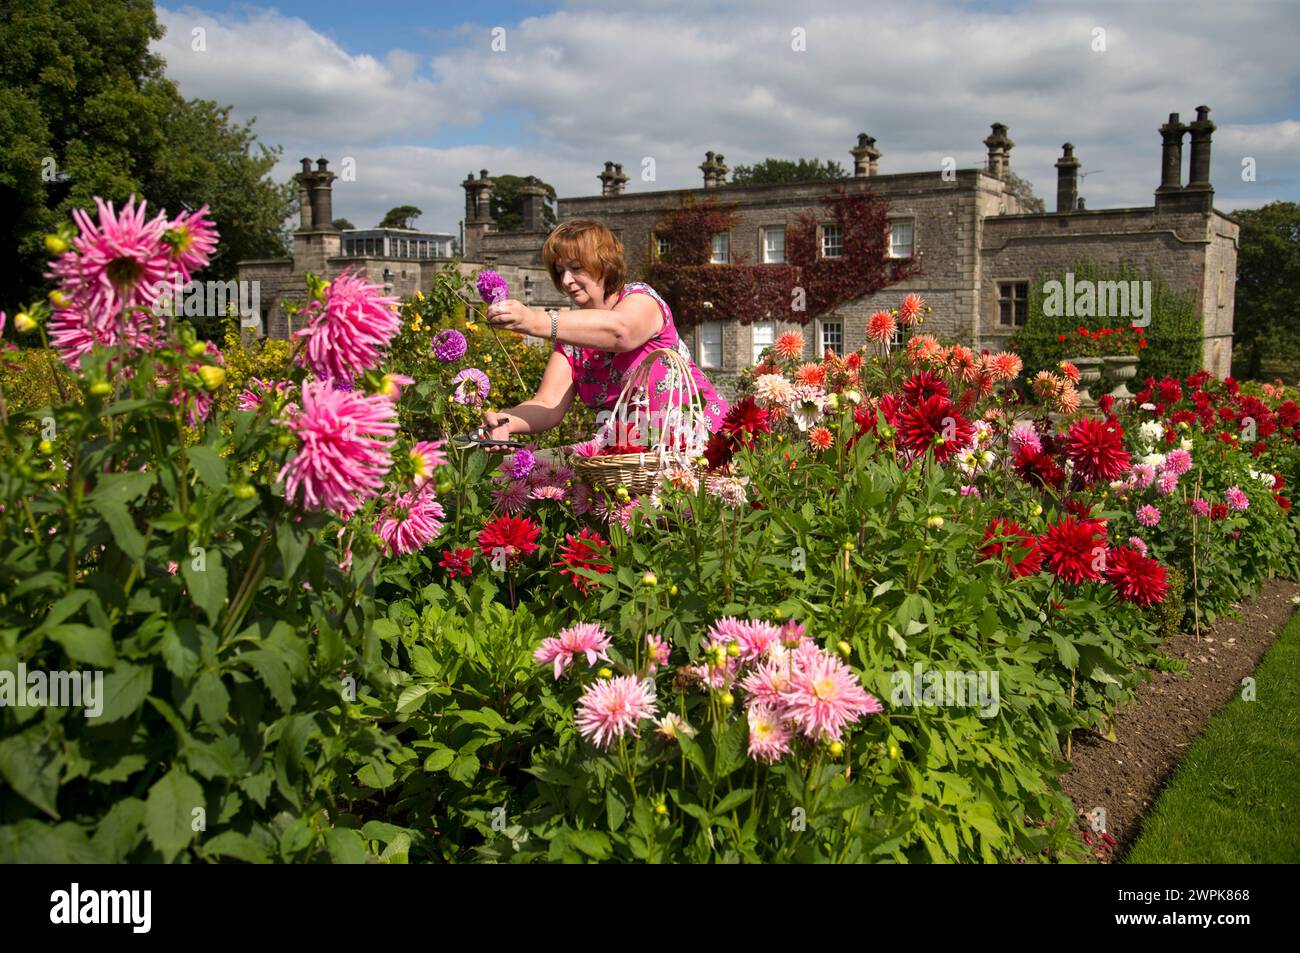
895, 395, 973, 464
1104, 545, 1168, 606
439, 547, 474, 578
1156, 378, 1183, 405
978, 518, 1043, 577
553, 526, 613, 595
1012, 445, 1066, 490
721, 395, 771, 446
901, 370, 950, 405
1210, 503, 1228, 520
1065, 417, 1131, 485
1038, 516, 1107, 585
477, 515, 541, 567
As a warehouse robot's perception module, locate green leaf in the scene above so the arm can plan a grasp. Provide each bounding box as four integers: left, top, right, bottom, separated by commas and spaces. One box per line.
711, 787, 754, 815
46, 624, 116, 667
203, 830, 271, 864
190, 670, 230, 728
160, 622, 202, 679
0, 731, 62, 818
379, 832, 410, 864
182, 548, 227, 627
241, 649, 293, 711
88, 664, 153, 725
186, 446, 227, 490
409, 644, 438, 678
448, 753, 480, 783
90, 500, 147, 561
606, 788, 626, 831
1049, 632, 1080, 670
143, 768, 205, 863
33, 590, 94, 633
396, 683, 432, 714
566, 829, 611, 860
92, 797, 146, 862
324, 827, 368, 864
423, 746, 456, 772
276, 521, 309, 578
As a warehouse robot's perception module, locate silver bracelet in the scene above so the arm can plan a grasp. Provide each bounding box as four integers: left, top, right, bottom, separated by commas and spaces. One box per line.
548, 308, 558, 345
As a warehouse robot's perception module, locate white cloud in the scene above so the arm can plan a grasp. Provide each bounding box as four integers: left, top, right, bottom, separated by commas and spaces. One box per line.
154, 1, 1300, 236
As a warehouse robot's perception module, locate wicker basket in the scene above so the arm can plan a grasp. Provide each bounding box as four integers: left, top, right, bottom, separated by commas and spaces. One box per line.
569, 347, 710, 495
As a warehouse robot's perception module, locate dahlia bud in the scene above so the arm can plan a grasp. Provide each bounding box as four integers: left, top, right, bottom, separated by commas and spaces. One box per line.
888, 742, 900, 759
654, 801, 668, 816
829, 741, 844, 757
44, 235, 68, 255
14, 312, 38, 333
726, 641, 740, 657
926, 516, 944, 529
1030, 504, 1043, 517
642, 571, 657, 587
187, 341, 209, 358
615, 485, 630, 502
842, 540, 855, 552
836, 640, 852, 658
37, 439, 54, 455
47, 290, 69, 308
669, 584, 679, 596
88, 381, 113, 396
597, 667, 613, 679
720, 692, 735, 708
231, 484, 256, 500
198, 366, 226, 390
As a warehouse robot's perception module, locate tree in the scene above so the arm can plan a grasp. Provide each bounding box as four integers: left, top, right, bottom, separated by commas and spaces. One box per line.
1230, 201, 1300, 380
1004, 171, 1045, 214
0, 0, 295, 312
378, 206, 423, 230
332, 218, 355, 231
488, 175, 557, 232
728, 158, 847, 186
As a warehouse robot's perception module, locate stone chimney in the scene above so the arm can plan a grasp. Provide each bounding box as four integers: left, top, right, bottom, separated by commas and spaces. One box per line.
292, 156, 341, 271
983, 123, 1014, 178
851, 133, 881, 176
309, 158, 337, 230
297, 157, 314, 229
1055, 143, 1080, 213
701, 151, 728, 188
1186, 105, 1215, 192
599, 161, 629, 196
1157, 112, 1188, 193
460, 169, 496, 259
520, 175, 547, 231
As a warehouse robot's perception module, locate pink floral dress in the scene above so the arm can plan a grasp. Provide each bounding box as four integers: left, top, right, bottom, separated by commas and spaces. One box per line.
555, 282, 729, 443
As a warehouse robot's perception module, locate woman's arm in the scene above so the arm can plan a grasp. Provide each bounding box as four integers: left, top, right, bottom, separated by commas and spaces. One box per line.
485, 295, 665, 353
483, 349, 577, 439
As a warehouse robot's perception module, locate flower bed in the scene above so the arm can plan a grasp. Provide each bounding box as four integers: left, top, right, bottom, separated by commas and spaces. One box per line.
1, 199, 1297, 863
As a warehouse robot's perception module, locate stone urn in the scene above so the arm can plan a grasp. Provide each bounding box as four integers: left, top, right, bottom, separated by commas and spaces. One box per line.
1104, 355, 1142, 400
1068, 356, 1103, 408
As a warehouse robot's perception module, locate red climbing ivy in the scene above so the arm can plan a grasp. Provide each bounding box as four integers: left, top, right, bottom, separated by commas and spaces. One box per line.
644, 185, 918, 327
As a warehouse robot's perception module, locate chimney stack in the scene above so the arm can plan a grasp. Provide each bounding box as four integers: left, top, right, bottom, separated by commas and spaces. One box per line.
297, 157, 314, 229
310, 158, 337, 230
851, 133, 881, 176
983, 123, 1014, 178
1055, 143, 1080, 213
599, 161, 628, 196
1186, 105, 1215, 192
520, 175, 547, 231
701, 151, 728, 188
460, 169, 497, 260
1157, 112, 1188, 193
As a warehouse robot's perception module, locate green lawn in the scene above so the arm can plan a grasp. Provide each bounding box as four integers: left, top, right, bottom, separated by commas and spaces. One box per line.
1125, 608, 1300, 863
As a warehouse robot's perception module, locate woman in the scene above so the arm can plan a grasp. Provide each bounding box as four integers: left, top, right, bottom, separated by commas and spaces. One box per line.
481, 218, 729, 451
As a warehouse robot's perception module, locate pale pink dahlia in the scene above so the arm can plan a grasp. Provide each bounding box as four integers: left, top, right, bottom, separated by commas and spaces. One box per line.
1164, 449, 1193, 477
740, 657, 795, 707
1226, 486, 1250, 511
1136, 505, 1161, 528
164, 205, 219, 283
780, 649, 883, 742
409, 440, 448, 486
277, 380, 398, 518
294, 269, 401, 385
574, 675, 657, 750
747, 703, 794, 764
375, 483, 446, 557
646, 633, 671, 673
533, 622, 612, 680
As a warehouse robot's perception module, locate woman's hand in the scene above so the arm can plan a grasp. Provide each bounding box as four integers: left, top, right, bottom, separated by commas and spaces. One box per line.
485, 298, 539, 335
480, 410, 515, 453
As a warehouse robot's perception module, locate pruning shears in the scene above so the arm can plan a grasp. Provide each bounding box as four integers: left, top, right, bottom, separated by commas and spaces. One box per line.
449, 427, 527, 451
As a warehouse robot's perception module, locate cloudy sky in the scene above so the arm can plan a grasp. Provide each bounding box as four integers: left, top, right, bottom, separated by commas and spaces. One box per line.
154, 0, 1300, 237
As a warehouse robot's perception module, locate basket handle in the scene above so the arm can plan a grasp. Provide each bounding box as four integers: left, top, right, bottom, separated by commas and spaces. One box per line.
604, 347, 709, 465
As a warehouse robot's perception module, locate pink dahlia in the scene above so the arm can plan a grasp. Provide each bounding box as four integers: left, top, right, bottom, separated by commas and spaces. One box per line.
1136, 505, 1161, 527
294, 269, 401, 385
277, 380, 398, 518
46, 195, 172, 322
409, 440, 448, 486
780, 649, 883, 742
375, 483, 446, 557
646, 633, 671, 673
476, 270, 510, 304
1225, 485, 1250, 512
739, 656, 795, 707
1189, 498, 1210, 517
1156, 471, 1178, 496
747, 703, 794, 764
1163, 449, 1193, 476
533, 622, 612, 680
451, 367, 491, 406
491, 478, 531, 515
163, 205, 219, 283
432, 328, 467, 363
1009, 425, 1043, 455
574, 675, 656, 749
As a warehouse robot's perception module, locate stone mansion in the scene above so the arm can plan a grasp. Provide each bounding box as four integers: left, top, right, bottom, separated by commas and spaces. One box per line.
238, 106, 1239, 393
